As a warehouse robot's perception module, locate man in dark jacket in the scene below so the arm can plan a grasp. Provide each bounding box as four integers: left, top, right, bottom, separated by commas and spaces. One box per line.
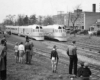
67, 41, 78, 76
29, 41, 34, 64
25, 40, 31, 64
50, 45, 59, 73
81, 63, 91, 80
26, 36, 29, 42
0, 40, 7, 80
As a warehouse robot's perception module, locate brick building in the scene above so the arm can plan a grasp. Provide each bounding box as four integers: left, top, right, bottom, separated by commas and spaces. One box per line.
52, 4, 100, 30
64, 10, 100, 30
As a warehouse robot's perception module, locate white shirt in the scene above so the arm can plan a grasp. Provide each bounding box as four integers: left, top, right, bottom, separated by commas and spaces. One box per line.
18, 44, 25, 51
14, 45, 18, 52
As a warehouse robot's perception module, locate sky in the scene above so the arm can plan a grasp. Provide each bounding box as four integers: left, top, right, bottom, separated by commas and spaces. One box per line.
0, 0, 100, 23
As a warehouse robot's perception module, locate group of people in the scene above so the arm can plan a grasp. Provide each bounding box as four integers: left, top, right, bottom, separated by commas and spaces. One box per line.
0, 34, 92, 80
14, 36, 34, 64
50, 41, 91, 80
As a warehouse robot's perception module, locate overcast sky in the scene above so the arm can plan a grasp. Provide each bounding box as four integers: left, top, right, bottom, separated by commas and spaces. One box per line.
0, 0, 100, 23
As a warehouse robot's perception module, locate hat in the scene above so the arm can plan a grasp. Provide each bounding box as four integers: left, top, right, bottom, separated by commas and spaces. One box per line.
20, 42, 23, 44
72, 41, 76, 44
53, 45, 56, 48
80, 62, 84, 66
84, 62, 88, 67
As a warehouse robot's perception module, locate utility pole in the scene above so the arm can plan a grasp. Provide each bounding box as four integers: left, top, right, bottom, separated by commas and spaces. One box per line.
57, 11, 64, 25
68, 12, 70, 27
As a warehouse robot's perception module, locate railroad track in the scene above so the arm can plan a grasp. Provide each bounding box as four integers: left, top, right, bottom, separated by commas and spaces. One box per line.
34, 47, 100, 80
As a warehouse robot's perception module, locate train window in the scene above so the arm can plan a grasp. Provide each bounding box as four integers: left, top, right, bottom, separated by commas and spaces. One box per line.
53, 29, 54, 32
36, 26, 39, 29
55, 30, 58, 32
58, 26, 61, 29
40, 26, 42, 29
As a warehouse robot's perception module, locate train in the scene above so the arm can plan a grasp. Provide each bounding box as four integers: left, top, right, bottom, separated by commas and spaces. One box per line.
5, 24, 67, 41
5, 25, 44, 40
43, 24, 67, 41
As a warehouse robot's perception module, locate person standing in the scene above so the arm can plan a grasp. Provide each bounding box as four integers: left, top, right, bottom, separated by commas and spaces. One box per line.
50, 45, 59, 73
67, 41, 78, 77
26, 36, 29, 42
14, 42, 19, 63
18, 42, 25, 63
0, 40, 7, 80
1, 35, 7, 50
29, 41, 34, 64
25, 40, 31, 64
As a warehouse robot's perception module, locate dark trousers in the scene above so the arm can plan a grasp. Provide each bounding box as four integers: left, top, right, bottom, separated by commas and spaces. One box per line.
26, 50, 31, 64
0, 70, 6, 80
0, 56, 7, 80
69, 56, 78, 75
81, 77, 90, 80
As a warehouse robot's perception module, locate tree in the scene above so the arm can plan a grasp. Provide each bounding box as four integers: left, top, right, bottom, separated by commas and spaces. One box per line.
17, 15, 24, 26
69, 5, 82, 36
3, 15, 15, 25
23, 15, 29, 25
29, 15, 37, 25
43, 16, 54, 26
69, 5, 82, 30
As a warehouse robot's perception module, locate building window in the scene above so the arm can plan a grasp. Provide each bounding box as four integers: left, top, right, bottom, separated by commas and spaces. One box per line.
36, 26, 39, 29
82, 26, 84, 29
58, 26, 61, 29
97, 25, 100, 28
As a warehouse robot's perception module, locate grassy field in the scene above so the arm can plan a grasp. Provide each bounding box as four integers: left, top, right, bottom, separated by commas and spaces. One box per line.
3, 34, 73, 80
1, 34, 100, 80
7, 44, 71, 80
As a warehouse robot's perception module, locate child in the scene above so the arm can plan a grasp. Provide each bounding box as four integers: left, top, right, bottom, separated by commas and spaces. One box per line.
18, 42, 25, 63
14, 42, 19, 62
50, 45, 59, 73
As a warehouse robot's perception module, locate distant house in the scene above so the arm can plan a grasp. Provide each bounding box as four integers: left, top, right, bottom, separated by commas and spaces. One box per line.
84, 12, 100, 30
67, 11, 100, 30
89, 19, 100, 31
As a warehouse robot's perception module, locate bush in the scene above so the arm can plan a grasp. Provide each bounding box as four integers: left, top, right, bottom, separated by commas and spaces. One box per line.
77, 30, 88, 35
69, 29, 81, 34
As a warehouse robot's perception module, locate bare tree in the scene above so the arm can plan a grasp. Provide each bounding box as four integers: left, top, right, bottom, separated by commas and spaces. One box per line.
68, 5, 82, 36
69, 5, 82, 30
4, 15, 15, 25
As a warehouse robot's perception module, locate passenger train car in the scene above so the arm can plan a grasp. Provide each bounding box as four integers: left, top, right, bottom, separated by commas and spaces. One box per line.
43, 24, 67, 41
5, 25, 44, 40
